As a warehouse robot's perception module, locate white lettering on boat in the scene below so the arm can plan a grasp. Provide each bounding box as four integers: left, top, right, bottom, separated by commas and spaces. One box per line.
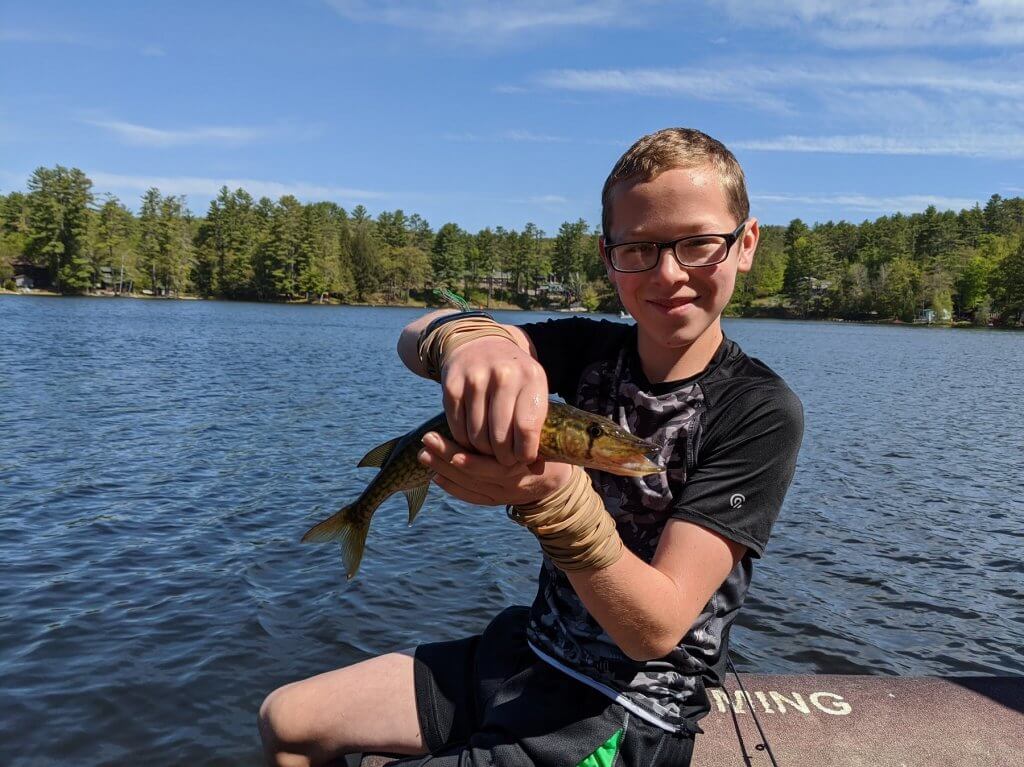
709, 689, 852, 716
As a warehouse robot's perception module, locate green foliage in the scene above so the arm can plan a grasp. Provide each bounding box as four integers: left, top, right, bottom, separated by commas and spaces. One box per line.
878, 257, 922, 321
5, 167, 1024, 324
92, 195, 136, 291
783, 230, 839, 316
551, 218, 592, 282
350, 216, 381, 300
136, 189, 194, 295
431, 222, 466, 290
990, 237, 1024, 323
732, 224, 786, 311
25, 166, 93, 291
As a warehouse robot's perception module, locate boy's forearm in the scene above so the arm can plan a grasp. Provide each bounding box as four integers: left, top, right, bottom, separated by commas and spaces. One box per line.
397, 309, 458, 378
565, 553, 693, 662
397, 311, 537, 378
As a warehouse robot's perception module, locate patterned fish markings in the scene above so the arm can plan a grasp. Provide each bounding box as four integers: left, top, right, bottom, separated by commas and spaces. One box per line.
302, 401, 663, 579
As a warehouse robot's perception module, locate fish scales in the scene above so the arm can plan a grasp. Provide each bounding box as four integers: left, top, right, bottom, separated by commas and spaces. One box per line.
302, 401, 661, 579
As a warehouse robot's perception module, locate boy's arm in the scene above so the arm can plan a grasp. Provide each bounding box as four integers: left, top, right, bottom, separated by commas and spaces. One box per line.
565, 520, 746, 661
397, 311, 549, 466
417, 433, 744, 661
572, 387, 802, 660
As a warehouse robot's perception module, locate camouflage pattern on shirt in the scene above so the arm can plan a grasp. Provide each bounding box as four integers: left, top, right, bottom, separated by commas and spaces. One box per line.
526, 346, 754, 732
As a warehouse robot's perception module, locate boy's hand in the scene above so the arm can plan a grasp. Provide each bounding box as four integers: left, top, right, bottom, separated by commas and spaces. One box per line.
439, 336, 549, 466
417, 431, 572, 506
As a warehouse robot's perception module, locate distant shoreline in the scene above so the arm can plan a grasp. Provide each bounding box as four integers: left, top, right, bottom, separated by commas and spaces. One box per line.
5, 289, 1015, 330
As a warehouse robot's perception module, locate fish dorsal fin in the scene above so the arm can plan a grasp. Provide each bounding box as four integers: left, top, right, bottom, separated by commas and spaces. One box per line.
357, 438, 400, 468
404, 484, 429, 525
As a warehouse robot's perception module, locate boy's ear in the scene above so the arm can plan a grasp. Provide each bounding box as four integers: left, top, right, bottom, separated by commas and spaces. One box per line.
599, 237, 618, 285
736, 218, 760, 274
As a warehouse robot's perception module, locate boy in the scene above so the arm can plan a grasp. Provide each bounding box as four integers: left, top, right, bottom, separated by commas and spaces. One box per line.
259, 127, 803, 767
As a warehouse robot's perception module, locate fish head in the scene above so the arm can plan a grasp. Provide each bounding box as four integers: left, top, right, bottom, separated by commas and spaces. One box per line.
541, 408, 662, 477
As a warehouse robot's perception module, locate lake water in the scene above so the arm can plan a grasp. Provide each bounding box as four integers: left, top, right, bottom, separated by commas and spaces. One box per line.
1, 296, 1021, 766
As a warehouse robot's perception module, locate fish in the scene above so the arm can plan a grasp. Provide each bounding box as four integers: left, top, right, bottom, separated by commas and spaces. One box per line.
302, 400, 662, 579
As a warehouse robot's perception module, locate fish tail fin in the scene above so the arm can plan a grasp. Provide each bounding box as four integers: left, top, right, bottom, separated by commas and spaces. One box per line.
301, 504, 371, 580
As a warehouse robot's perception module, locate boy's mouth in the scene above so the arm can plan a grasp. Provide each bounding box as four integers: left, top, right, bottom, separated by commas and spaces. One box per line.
647, 295, 697, 311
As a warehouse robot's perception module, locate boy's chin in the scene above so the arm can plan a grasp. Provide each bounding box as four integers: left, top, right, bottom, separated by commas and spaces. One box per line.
637, 311, 718, 348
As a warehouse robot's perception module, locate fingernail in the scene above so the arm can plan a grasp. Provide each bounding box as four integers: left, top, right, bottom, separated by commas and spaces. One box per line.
417, 449, 429, 463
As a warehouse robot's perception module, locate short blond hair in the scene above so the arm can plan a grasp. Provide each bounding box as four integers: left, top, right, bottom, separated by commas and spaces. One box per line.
601, 128, 749, 240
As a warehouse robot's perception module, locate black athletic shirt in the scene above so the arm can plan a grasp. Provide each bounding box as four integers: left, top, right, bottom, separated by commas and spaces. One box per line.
518, 317, 803, 733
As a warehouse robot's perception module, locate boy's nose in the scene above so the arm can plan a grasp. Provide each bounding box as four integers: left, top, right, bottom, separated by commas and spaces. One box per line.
653, 244, 690, 282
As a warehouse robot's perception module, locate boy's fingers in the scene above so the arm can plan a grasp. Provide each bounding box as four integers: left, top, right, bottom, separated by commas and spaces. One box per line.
513, 386, 548, 464
464, 384, 493, 455
421, 432, 527, 482
488, 390, 518, 467
442, 377, 468, 448
430, 474, 500, 507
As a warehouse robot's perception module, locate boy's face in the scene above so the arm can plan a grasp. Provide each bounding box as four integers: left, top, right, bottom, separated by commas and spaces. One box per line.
601, 166, 758, 366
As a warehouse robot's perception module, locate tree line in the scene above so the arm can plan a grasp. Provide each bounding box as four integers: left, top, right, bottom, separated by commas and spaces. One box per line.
2, 165, 1023, 324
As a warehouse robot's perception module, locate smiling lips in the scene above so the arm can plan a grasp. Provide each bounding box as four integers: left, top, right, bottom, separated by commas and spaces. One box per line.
648, 295, 698, 312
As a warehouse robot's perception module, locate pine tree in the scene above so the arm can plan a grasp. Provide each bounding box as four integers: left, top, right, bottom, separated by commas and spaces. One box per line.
93, 195, 136, 292
431, 223, 466, 291
25, 166, 94, 291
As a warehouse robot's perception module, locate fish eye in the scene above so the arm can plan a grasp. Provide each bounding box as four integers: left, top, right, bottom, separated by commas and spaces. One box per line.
586, 424, 603, 439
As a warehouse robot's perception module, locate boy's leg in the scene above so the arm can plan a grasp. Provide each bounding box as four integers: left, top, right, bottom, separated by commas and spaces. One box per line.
259, 651, 425, 767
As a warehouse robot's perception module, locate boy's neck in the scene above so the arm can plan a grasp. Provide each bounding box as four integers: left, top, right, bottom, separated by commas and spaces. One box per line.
637, 321, 724, 384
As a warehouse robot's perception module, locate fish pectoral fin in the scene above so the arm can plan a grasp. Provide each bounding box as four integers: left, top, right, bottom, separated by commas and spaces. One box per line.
357, 438, 401, 468
404, 484, 429, 525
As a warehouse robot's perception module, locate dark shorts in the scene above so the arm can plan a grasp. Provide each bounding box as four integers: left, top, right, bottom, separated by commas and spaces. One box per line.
390, 606, 695, 767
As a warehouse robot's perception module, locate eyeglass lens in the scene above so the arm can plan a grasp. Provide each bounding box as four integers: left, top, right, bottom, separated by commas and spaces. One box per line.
611, 235, 728, 271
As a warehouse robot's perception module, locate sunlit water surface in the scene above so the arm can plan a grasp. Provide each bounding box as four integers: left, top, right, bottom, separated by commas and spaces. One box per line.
1, 297, 1021, 765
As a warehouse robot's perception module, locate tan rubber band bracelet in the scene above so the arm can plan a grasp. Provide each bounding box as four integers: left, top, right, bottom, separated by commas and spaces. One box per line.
509, 465, 624, 572
417, 315, 519, 381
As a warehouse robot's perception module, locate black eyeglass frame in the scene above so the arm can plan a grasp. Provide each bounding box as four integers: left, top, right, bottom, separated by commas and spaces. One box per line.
604, 221, 748, 273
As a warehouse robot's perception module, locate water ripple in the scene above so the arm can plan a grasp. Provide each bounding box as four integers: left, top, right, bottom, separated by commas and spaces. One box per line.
1, 299, 1022, 765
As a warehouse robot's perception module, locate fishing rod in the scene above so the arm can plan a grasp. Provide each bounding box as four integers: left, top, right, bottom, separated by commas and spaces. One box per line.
726, 654, 780, 767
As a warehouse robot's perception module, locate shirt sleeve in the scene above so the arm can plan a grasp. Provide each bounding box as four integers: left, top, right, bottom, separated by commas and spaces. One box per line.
670, 383, 804, 557
519, 317, 630, 402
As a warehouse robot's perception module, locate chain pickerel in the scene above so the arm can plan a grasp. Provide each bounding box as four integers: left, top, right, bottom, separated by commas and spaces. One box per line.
302, 401, 662, 579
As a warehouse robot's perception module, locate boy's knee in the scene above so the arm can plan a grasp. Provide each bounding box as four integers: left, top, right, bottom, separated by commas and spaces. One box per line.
259, 683, 310, 757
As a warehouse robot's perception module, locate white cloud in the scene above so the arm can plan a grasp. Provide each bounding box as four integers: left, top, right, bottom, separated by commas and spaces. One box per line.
325, 0, 639, 39
87, 172, 386, 203
0, 28, 90, 45
540, 57, 1024, 101
501, 130, 569, 143
84, 120, 267, 147
713, 0, 1024, 48
753, 192, 981, 214
538, 68, 791, 112
82, 118, 322, 147
538, 56, 1024, 156
734, 134, 1024, 160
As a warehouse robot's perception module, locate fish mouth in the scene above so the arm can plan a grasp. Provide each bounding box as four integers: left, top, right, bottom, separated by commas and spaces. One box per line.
590, 440, 663, 477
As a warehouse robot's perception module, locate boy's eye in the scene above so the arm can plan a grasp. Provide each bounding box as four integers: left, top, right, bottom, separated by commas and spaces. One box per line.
621, 243, 653, 256
685, 237, 718, 248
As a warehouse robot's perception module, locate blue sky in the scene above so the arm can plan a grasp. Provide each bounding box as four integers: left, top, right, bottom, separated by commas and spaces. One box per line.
2, 0, 1023, 234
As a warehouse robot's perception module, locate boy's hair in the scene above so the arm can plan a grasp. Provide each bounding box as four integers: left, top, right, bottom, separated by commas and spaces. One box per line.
601, 128, 749, 240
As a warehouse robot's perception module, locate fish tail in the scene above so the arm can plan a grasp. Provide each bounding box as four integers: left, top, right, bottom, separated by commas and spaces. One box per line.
301, 504, 371, 580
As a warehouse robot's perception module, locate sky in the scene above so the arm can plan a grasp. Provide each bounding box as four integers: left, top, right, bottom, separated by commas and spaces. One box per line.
2, 0, 1023, 234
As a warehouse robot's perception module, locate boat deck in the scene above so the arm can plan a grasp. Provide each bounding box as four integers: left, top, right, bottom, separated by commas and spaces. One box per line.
353, 674, 1023, 766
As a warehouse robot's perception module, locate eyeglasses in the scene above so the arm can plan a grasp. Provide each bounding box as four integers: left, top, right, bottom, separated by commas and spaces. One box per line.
605, 221, 747, 273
